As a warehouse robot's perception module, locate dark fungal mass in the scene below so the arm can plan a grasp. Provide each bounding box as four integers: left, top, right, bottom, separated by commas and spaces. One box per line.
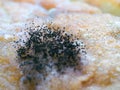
16, 23, 86, 83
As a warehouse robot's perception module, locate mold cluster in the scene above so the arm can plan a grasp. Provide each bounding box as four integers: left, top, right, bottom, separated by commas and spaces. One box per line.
16, 23, 86, 82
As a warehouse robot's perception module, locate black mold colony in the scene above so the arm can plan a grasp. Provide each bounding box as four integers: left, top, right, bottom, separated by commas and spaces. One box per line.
16, 24, 85, 82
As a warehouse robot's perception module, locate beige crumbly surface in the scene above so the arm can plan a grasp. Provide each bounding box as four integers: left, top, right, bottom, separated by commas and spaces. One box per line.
0, 1, 47, 90
30, 13, 120, 90
0, 27, 20, 89
0, 0, 120, 90
13, 13, 120, 90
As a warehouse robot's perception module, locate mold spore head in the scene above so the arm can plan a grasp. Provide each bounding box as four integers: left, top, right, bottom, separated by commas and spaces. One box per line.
16, 22, 86, 85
